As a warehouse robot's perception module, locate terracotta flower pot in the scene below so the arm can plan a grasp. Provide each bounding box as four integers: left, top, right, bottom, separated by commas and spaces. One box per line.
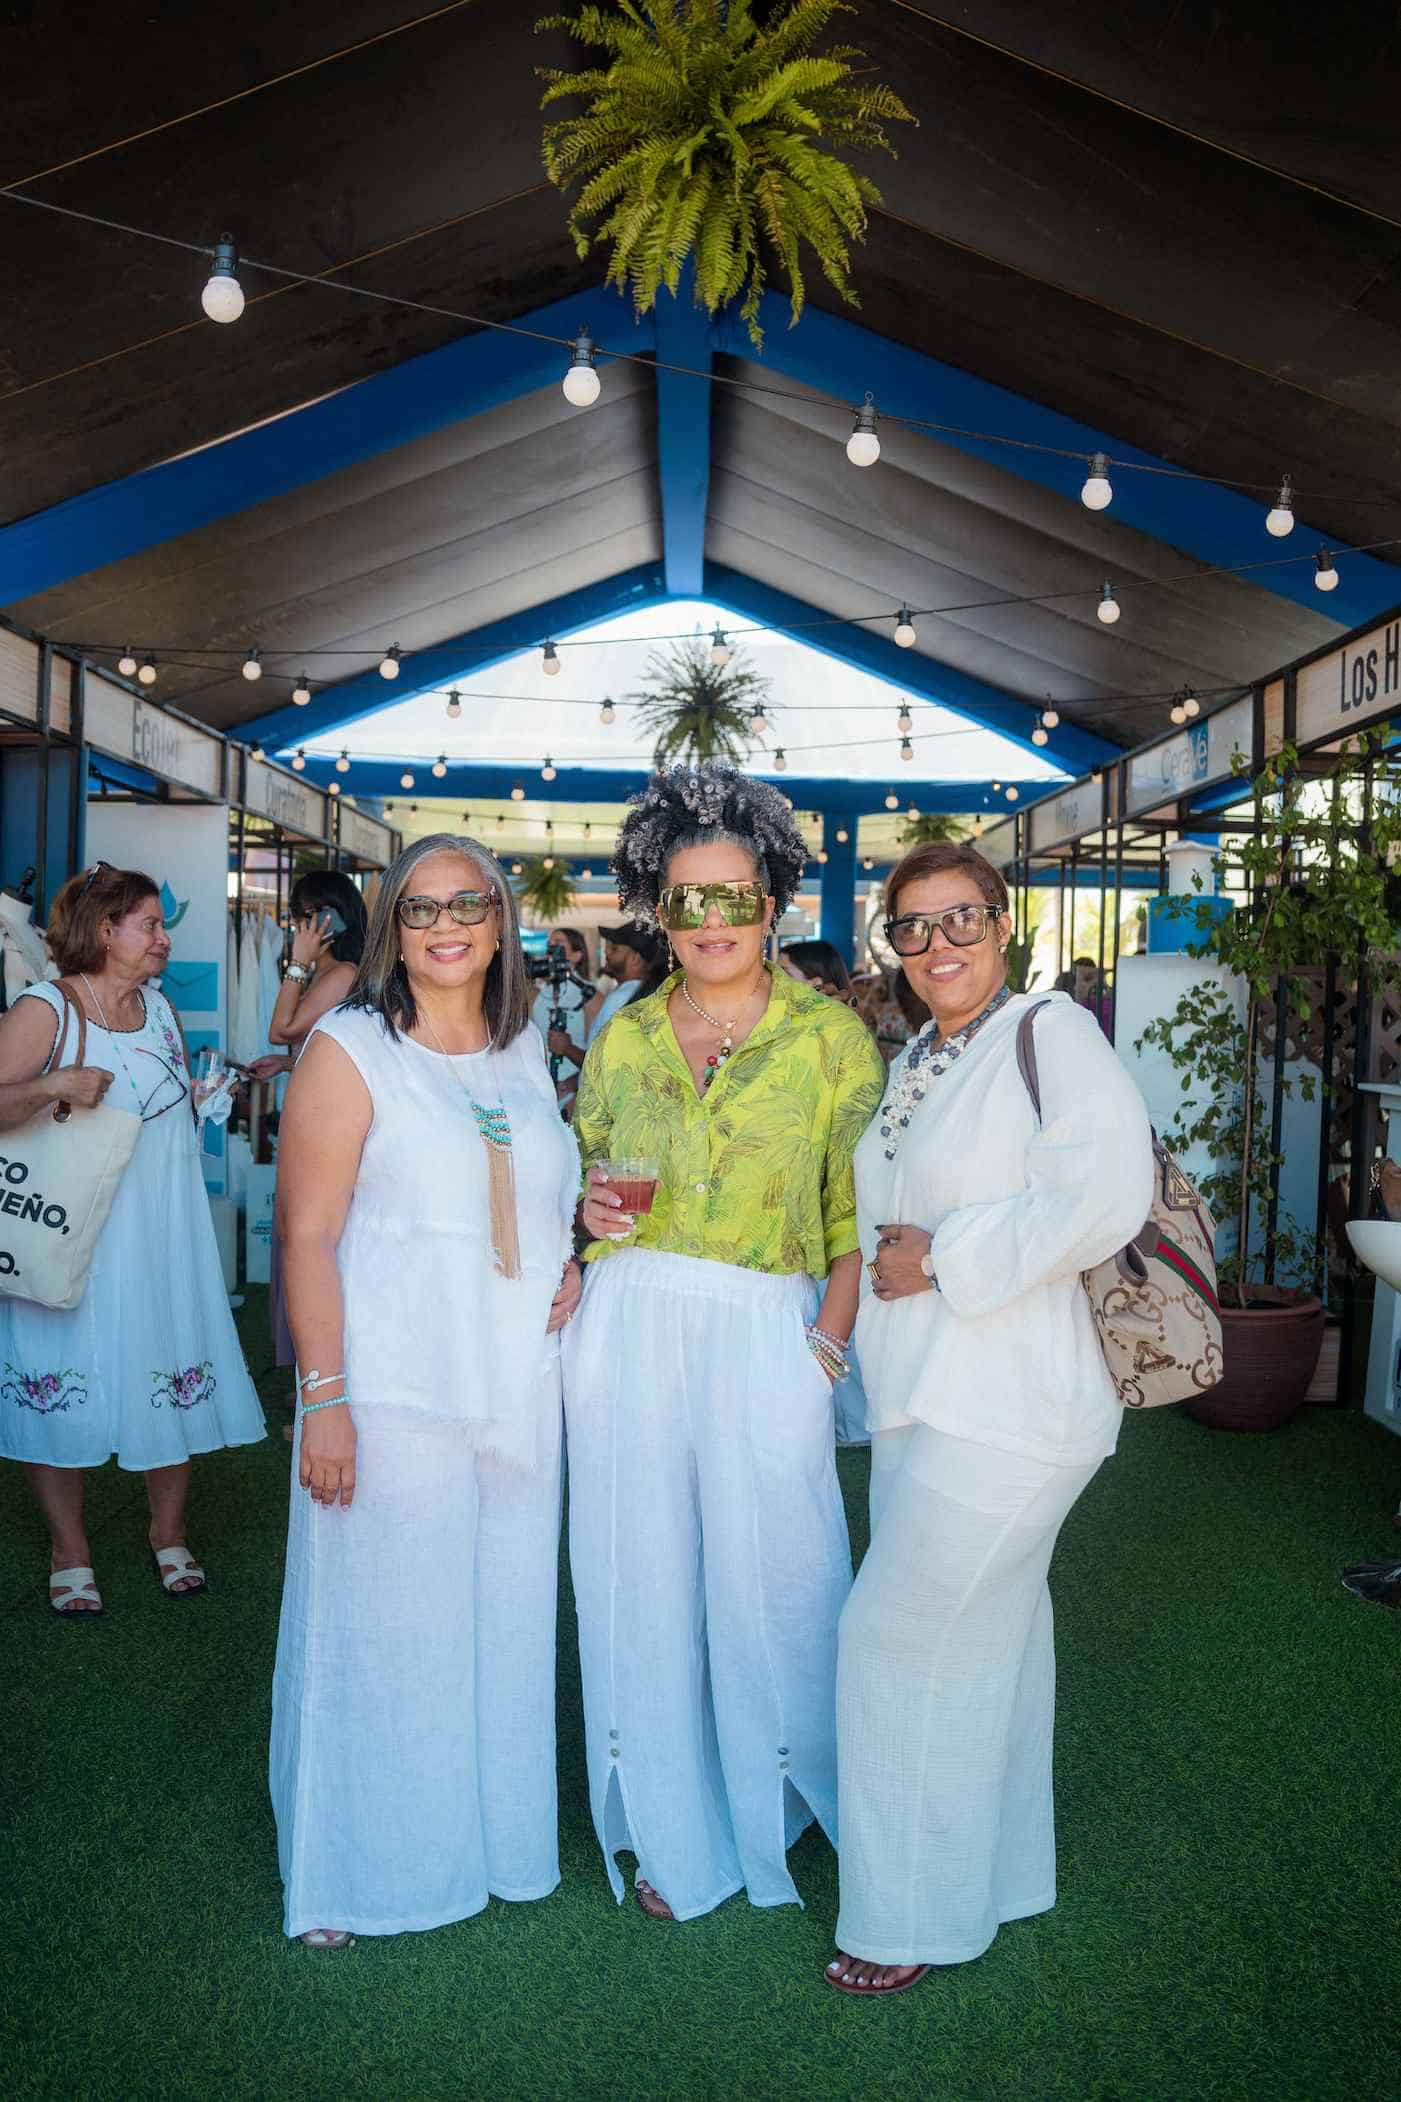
1180, 1287, 1325, 1432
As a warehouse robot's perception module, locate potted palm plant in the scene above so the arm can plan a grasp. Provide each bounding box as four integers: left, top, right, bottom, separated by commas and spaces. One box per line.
538, 0, 914, 344
1136, 737, 1401, 1429
515, 855, 578, 923
630, 635, 772, 765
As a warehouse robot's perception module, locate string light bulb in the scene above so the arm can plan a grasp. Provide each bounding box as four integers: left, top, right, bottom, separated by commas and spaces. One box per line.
599, 698, 615, 724
817, 849, 829, 865
292, 673, 311, 705
562, 327, 601, 408
200, 235, 245, 324
118, 648, 137, 677
432, 755, 448, 779
335, 750, 350, 773
541, 640, 561, 676
400, 771, 415, 789
846, 391, 881, 467
862, 856, 874, 871
291, 749, 306, 772
991, 779, 1001, 792
582, 867, 593, 881
773, 748, 788, 772
583, 822, 592, 839
137, 656, 157, 686
379, 645, 401, 680
1005, 785, 1019, 802
445, 689, 462, 718
906, 804, 919, 821
749, 704, 766, 734
1032, 725, 1049, 745
1080, 452, 1113, 510
510, 783, 525, 802
511, 861, 523, 876
328, 780, 340, 796
884, 790, 899, 810
893, 607, 917, 649
1041, 705, 1060, 729
541, 756, 557, 782
835, 827, 849, 844
1183, 691, 1201, 718
900, 737, 914, 763
241, 646, 262, 682
897, 703, 913, 733
710, 625, 731, 666
1265, 476, 1295, 537
1314, 549, 1339, 592
1170, 699, 1187, 726
1097, 580, 1121, 625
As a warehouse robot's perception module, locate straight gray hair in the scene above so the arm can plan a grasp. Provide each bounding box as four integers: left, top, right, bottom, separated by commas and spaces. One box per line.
345, 832, 531, 1047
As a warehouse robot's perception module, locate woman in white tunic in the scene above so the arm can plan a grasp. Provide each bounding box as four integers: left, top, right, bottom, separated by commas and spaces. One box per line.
269, 834, 580, 1949
0, 863, 265, 1613
826, 841, 1153, 1995
567, 767, 886, 1924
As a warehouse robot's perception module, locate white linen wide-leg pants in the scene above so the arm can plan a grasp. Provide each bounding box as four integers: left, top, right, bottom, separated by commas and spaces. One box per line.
564, 1249, 850, 1920
270, 1384, 562, 1939
835, 1423, 1100, 1967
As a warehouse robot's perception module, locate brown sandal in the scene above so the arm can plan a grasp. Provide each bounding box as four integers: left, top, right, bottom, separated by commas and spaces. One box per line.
825, 1953, 932, 1997
635, 1880, 675, 1921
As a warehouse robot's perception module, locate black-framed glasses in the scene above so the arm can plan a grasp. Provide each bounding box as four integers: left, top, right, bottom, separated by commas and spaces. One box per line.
396, 887, 498, 930
884, 903, 1005, 955
658, 880, 767, 930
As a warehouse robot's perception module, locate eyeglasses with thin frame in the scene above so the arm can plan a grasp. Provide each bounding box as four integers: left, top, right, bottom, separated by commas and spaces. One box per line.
658, 880, 767, 931
396, 887, 499, 931
884, 903, 1005, 955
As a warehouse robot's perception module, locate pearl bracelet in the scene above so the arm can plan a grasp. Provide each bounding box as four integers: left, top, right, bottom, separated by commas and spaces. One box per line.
301, 1394, 349, 1416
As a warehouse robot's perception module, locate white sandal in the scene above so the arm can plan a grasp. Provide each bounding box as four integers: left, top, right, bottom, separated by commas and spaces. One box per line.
49, 1565, 103, 1616
299, 1928, 355, 1950
150, 1545, 207, 1599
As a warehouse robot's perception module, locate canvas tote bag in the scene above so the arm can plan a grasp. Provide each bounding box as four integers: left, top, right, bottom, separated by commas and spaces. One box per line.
1016, 1001, 1223, 1409
0, 982, 141, 1311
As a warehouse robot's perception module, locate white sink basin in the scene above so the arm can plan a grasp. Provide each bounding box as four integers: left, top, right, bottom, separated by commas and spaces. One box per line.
1347, 1220, 1401, 1291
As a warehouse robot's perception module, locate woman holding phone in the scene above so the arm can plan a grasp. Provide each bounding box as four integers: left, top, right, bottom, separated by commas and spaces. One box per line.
246, 873, 367, 1399
565, 765, 885, 1925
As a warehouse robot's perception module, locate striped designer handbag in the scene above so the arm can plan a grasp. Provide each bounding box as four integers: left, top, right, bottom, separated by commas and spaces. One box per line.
1016, 1003, 1223, 1409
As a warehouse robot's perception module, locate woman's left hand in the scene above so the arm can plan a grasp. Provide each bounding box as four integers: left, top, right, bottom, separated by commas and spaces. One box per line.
546, 1258, 583, 1334
869, 1223, 935, 1301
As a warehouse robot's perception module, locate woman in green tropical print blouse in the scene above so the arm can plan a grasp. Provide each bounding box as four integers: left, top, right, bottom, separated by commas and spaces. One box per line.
563, 766, 885, 1926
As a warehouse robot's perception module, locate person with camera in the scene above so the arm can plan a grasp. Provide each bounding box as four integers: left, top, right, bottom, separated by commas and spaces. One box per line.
0, 863, 264, 1615
565, 765, 885, 1926
529, 926, 594, 1114
586, 922, 668, 1044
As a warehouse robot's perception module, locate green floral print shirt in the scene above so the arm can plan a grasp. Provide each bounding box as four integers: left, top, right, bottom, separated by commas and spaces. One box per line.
574, 966, 887, 1277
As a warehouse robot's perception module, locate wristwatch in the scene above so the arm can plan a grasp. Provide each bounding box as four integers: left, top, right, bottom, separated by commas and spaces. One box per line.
284, 962, 313, 984
919, 1249, 937, 1283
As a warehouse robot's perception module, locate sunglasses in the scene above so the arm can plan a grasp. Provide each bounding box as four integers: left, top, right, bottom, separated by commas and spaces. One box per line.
396, 887, 498, 931
884, 903, 1005, 955
657, 880, 768, 931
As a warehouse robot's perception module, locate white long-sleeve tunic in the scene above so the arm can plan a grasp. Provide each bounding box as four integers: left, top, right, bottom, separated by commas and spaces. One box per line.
854, 991, 1154, 1469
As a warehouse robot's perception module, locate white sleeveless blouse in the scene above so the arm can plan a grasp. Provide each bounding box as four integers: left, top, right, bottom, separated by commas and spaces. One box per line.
308, 1007, 579, 1465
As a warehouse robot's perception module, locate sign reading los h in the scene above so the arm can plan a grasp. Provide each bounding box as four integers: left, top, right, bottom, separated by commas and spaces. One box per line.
1297, 613, 1401, 744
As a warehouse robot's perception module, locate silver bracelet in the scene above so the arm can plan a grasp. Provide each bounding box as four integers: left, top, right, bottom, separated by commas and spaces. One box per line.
296, 1368, 345, 1397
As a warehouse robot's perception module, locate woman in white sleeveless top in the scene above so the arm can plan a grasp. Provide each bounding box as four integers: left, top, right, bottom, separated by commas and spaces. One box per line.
0, 864, 264, 1614
268, 834, 581, 1949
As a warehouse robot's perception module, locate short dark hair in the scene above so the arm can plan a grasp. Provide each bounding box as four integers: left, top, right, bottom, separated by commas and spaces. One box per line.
886, 841, 1010, 920
47, 864, 160, 975
781, 939, 852, 995
289, 869, 367, 966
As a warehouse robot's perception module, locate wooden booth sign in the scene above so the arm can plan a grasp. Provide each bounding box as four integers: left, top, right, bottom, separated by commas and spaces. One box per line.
1125, 695, 1252, 818
1295, 610, 1401, 748
84, 675, 226, 801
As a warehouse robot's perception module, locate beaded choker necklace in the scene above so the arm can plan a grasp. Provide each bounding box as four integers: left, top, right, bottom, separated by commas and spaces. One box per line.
878, 984, 1013, 1161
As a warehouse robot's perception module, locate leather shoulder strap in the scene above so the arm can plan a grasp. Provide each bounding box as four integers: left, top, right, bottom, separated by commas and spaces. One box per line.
50, 978, 87, 1071
1015, 998, 1052, 1120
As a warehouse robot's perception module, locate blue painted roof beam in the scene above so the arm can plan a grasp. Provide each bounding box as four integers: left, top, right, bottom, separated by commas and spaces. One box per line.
297, 757, 1049, 819
703, 563, 1114, 772
722, 294, 1401, 632
0, 287, 654, 608
653, 278, 716, 596
243, 564, 669, 748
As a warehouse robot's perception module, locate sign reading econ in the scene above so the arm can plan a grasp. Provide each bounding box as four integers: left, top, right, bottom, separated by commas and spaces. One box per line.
1297, 611, 1401, 745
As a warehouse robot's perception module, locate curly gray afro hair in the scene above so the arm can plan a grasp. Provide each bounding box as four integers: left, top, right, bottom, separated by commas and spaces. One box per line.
612, 765, 809, 922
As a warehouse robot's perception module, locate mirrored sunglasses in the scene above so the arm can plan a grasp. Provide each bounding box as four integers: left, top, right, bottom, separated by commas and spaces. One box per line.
884, 903, 1004, 955
396, 888, 497, 930
657, 880, 767, 930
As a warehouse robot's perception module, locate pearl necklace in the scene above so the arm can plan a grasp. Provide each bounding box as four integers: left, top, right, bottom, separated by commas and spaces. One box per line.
681, 973, 765, 1089
878, 985, 1012, 1161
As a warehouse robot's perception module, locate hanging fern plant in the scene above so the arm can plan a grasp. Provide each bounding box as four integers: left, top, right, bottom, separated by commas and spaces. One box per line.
629, 634, 773, 765
515, 856, 579, 923
537, 0, 915, 345
896, 812, 972, 849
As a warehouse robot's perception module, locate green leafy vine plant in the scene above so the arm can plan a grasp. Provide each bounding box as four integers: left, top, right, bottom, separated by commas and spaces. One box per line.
515, 855, 579, 923
1135, 736, 1401, 1307
537, 0, 915, 344
629, 634, 773, 765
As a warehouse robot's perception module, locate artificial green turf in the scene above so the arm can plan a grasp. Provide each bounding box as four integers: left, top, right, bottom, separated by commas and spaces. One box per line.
4, 1293, 1400, 2102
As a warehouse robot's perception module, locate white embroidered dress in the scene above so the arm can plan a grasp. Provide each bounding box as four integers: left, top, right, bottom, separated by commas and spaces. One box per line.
0, 980, 265, 1470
